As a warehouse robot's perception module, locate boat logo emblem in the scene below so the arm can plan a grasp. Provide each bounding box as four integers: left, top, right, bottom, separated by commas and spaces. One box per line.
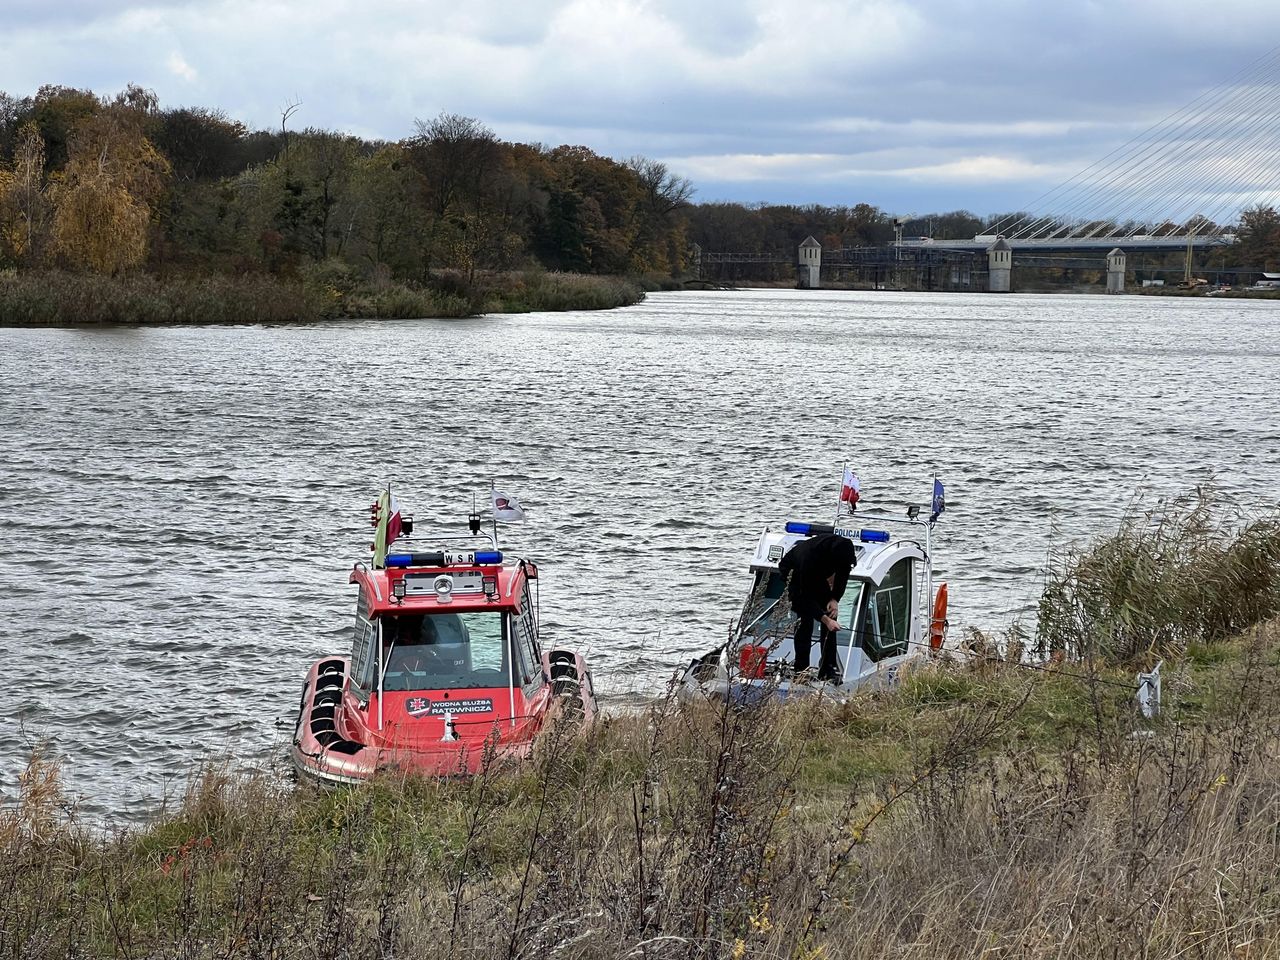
406, 697, 495, 717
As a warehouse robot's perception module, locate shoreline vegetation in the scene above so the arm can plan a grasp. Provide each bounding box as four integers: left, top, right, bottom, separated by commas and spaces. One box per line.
5, 492, 1280, 958
7, 84, 1280, 325
0, 268, 652, 326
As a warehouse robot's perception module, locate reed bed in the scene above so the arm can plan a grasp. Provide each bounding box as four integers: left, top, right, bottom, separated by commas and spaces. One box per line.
476, 271, 646, 314
1038, 488, 1280, 665
0, 268, 644, 326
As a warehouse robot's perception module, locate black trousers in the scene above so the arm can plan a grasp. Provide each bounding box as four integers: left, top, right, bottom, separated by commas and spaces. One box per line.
792, 614, 840, 681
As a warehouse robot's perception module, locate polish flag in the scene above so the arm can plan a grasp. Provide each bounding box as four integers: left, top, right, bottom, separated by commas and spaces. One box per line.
840, 467, 861, 508
385, 493, 405, 545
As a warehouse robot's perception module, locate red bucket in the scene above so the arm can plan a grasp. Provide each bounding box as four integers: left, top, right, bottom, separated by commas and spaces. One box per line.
738, 645, 767, 679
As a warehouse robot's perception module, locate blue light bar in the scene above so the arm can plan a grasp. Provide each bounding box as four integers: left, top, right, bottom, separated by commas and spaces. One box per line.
859, 530, 890, 543
785, 521, 836, 536
384, 550, 504, 569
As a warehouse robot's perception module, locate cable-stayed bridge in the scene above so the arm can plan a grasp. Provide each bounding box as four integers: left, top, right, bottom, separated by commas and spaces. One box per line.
969, 45, 1280, 250
699, 46, 1280, 286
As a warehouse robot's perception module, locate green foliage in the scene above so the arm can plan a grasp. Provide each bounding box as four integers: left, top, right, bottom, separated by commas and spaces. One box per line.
1234, 205, 1280, 271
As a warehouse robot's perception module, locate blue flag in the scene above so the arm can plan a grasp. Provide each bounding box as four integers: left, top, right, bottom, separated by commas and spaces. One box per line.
930, 478, 945, 523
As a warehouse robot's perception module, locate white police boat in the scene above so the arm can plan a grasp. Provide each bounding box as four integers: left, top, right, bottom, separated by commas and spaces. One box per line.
680, 508, 948, 703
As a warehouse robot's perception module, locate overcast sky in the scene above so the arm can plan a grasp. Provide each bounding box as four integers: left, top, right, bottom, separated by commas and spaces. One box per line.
3, 0, 1277, 216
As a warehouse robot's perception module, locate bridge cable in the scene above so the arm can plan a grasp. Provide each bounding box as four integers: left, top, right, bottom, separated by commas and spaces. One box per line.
993, 44, 1280, 241
1108, 72, 1280, 236
1036, 57, 1280, 240
993, 43, 1280, 238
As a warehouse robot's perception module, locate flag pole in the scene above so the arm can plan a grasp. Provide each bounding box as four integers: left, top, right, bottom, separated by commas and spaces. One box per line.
925, 473, 934, 646
834, 460, 846, 525
490, 480, 499, 546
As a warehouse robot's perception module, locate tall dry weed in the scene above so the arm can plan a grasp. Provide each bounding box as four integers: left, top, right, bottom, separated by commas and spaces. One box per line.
1038, 488, 1280, 665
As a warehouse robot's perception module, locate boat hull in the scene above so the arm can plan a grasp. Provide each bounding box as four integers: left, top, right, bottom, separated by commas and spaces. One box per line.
290, 650, 597, 785
677, 647, 916, 705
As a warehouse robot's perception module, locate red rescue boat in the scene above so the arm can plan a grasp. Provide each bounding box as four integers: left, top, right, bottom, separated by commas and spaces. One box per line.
291, 488, 597, 785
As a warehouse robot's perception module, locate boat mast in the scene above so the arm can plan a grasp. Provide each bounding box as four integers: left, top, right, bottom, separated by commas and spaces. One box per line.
924, 479, 933, 647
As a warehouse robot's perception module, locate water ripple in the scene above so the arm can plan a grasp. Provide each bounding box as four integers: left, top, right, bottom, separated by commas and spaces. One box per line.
1, 289, 1278, 817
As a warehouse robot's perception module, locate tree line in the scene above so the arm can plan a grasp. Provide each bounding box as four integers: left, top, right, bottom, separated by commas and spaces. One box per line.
3, 84, 1279, 284
0, 85, 698, 282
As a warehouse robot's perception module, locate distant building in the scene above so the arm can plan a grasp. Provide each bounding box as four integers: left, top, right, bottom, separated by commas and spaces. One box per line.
798, 236, 821, 289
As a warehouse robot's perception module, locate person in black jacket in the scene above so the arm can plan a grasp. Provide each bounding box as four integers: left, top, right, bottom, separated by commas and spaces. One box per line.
777, 533, 858, 682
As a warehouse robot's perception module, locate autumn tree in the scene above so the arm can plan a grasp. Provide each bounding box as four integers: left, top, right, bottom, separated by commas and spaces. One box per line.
49, 96, 171, 274
339, 144, 424, 273
625, 156, 694, 273
409, 113, 501, 218
25, 85, 101, 170
1235, 205, 1280, 270
156, 107, 249, 181
279, 129, 362, 259
0, 122, 49, 266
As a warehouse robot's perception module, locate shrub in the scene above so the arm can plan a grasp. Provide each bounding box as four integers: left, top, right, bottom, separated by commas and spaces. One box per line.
1037, 488, 1280, 665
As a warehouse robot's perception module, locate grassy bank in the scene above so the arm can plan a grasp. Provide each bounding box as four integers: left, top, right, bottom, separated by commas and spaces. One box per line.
0, 269, 646, 326
6, 628, 1280, 959
6, 494, 1280, 959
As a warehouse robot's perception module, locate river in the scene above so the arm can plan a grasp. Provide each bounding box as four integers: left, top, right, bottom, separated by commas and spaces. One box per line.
1, 288, 1277, 817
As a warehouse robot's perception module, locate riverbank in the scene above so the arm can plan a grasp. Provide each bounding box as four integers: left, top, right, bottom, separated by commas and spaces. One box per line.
6, 624, 1278, 959
6, 495, 1280, 958
0, 269, 648, 326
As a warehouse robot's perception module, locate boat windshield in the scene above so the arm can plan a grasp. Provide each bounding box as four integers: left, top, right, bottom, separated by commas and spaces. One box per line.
738, 570, 790, 644
738, 569, 868, 668
379, 612, 508, 691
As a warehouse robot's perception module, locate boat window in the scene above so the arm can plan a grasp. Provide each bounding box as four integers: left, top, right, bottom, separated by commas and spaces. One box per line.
512, 587, 540, 688
738, 570, 789, 641
863, 558, 913, 662
379, 612, 509, 691
350, 589, 378, 699
835, 582, 865, 648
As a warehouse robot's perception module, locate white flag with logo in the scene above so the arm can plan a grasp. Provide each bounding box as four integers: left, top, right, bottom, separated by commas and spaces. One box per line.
491, 489, 526, 521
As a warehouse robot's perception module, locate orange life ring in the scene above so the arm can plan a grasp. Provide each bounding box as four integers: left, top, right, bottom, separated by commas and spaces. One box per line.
929, 582, 948, 650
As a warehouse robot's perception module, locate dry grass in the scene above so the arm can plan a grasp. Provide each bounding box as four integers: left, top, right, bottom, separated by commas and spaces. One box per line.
0, 268, 644, 326
1038, 488, 1280, 666
4, 621, 1280, 959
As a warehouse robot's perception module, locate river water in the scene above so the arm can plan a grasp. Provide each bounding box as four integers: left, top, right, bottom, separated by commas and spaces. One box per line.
2, 289, 1278, 817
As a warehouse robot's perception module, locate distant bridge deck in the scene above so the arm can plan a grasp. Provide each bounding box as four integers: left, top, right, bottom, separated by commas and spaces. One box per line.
702, 234, 1232, 267
902, 235, 1233, 253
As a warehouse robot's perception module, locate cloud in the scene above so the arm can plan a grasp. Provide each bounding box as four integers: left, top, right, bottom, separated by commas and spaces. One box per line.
166, 52, 197, 83
2, 0, 1279, 214
885, 155, 1075, 183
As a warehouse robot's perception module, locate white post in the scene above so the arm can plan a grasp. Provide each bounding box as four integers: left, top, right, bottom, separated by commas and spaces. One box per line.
924, 519, 933, 649
1136, 661, 1162, 719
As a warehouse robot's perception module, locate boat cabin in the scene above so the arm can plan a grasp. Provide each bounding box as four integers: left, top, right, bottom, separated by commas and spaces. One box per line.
339, 550, 551, 750
731, 518, 933, 690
